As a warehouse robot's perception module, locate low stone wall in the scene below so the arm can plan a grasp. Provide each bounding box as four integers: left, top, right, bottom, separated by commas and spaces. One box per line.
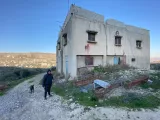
74, 76, 101, 86
126, 76, 149, 89
73, 75, 149, 98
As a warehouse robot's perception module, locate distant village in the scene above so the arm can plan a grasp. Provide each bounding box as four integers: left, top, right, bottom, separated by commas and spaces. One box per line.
0, 53, 56, 68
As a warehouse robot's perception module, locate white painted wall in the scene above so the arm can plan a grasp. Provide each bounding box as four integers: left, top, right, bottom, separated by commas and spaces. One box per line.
106, 19, 150, 69
56, 5, 150, 78
69, 16, 107, 77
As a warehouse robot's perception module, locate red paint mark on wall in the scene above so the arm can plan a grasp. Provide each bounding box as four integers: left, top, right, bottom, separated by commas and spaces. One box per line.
85, 44, 90, 54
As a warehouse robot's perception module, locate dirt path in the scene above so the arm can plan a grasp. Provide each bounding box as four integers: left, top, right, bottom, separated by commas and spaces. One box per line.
0, 73, 160, 120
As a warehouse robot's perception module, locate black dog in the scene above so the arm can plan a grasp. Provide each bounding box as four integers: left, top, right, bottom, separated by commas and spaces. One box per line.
30, 85, 34, 93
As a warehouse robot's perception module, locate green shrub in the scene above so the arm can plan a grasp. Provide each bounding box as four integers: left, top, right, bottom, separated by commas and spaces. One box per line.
140, 72, 160, 90
20, 69, 31, 78
104, 93, 160, 109
93, 64, 131, 74
51, 66, 56, 71
0, 91, 4, 96
0, 67, 46, 96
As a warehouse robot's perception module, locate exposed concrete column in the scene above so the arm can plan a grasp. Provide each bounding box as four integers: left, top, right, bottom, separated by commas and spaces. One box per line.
68, 16, 77, 78
70, 55, 77, 78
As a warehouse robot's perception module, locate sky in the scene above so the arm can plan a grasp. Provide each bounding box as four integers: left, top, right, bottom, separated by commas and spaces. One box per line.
0, 0, 160, 57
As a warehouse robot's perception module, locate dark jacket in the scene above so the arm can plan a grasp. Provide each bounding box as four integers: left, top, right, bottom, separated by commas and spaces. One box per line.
42, 73, 54, 87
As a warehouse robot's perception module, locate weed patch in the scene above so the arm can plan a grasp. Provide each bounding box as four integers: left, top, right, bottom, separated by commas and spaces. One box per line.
104, 93, 160, 109
0, 76, 35, 96
52, 82, 160, 109
0, 91, 4, 96
140, 72, 160, 90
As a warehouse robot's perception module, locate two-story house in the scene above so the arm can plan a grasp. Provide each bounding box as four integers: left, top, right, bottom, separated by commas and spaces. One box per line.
56, 4, 150, 78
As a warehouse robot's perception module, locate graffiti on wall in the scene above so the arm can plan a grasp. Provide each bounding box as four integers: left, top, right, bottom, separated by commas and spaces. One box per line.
84, 43, 93, 66
85, 43, 90, 54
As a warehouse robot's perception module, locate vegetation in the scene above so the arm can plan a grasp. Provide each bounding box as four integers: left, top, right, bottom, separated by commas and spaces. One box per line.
52, 82, 99, 107
52, 81, 160, 109
150, 63, 160, 70
104, 93, 160, 109
140, 72, 160, 91
0, 53, 56, 68
0, 67, 47, 81
0, 67, 47, 96
93, 64, 131, 73
52, 65, 160, 109
0, 75, 35, 95
0, 91, 4, 96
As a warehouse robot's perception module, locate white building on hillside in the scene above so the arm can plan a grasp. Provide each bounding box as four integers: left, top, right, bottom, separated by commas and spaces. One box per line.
56, 4, 150, 78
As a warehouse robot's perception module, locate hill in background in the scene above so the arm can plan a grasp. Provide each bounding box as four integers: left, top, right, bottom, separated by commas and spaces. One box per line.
0, 53, 56, 68
150, 57, 160, 63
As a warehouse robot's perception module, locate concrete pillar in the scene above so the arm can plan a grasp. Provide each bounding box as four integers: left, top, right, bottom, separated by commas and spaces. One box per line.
70, 55, 77, 78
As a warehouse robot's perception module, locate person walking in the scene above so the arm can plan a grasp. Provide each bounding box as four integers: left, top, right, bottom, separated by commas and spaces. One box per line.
42, 69, 54, 100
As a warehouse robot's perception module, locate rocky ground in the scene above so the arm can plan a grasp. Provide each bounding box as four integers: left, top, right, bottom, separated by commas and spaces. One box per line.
0, 73, 160, 120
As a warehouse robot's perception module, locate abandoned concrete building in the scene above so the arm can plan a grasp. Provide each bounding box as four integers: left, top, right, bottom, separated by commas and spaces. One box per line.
56, 4, 150, 78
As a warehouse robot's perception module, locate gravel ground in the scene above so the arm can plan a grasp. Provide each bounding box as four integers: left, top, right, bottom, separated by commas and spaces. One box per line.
0, 73, 160, 120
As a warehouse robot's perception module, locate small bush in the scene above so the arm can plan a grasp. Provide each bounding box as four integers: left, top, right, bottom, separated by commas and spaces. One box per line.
51, 66, 56, 71
90, 96, 98, 101
150, 64, 160, 70
140, 72, 160, 90
93, 64, 131, 74
0, 91, 4, 96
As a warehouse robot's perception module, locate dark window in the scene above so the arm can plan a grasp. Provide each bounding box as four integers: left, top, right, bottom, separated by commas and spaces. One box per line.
88, 33, 96, 41
63, 34, 67, 46
136, 40, 142, 48
58, 42, 60, 50
132, 58, 135, 62
115, 36, 121, 46
85, 56, 93, 66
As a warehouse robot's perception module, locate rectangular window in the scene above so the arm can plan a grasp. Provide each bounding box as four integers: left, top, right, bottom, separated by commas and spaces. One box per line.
132, 58, 135, 62
85, 56, 93, 66
63, 34, 67, 46
88, 33, 96, 41
136, 40, 142, 48
115, 36, 121, 46
87, 30, 97, 42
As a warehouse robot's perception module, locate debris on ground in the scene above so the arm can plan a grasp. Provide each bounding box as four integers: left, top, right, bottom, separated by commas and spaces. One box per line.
80, 84, 93, 93
148, 79, 153, 84
93, 79, 110, 89
72, 65, 160, 103
1, 70, 160, 120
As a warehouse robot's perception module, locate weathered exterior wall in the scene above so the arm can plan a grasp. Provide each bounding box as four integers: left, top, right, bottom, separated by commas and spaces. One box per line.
69, 16, 107, 77
77, 56, 103, 68
106, 19, 150, 69
56, 5, 150, 78
56, 37, 61, 73
72, 16, 106, 55
106, 55, 124, 65
56, 15, 74, 76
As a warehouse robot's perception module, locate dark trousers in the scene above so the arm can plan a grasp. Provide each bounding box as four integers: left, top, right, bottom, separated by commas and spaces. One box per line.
44, 85, 51, 98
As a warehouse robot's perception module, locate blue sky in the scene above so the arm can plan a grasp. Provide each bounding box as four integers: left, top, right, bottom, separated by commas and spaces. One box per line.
0, 0, 159, 57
